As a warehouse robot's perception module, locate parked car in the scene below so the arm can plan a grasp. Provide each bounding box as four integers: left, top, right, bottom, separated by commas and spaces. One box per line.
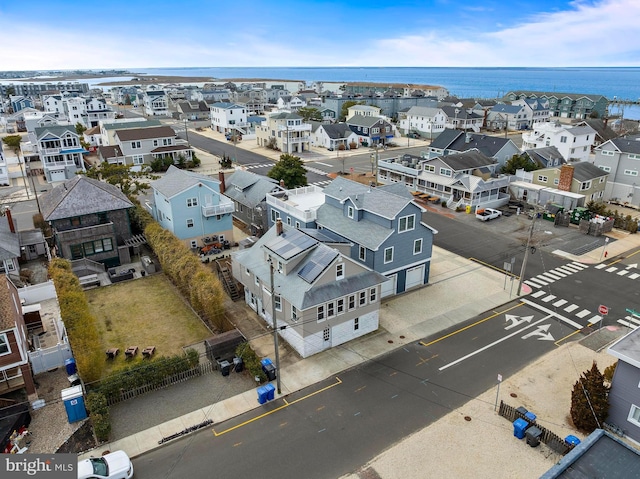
78, 450, 134, 479
476, 208, 502, 221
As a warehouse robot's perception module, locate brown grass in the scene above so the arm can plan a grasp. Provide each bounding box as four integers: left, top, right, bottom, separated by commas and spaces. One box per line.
85, 274, 212, 374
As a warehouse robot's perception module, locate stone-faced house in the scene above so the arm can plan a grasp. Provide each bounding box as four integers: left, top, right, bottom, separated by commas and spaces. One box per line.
41, 176, 134, 268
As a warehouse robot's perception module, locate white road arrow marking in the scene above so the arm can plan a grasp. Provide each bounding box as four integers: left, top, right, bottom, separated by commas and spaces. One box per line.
504, 314, 535, 330
627, 263, 638, 269
521, 324, 554, 341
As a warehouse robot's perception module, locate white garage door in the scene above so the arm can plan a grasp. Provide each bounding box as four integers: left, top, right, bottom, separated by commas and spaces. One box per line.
50, 169, 66, 182
381, 274, 397, 298
405, 265, 425, 290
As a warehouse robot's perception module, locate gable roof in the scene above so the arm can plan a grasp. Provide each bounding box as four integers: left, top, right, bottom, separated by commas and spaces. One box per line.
0, 216, 20, 261
224, 170, 280, 208
504, 91, 607, 102
406, 106, 444, 117
320, 123, 353, 139
571, 161, 609, 181
491, 104, 522, 114
210, 102, 245, 110
435, 150, 497, 171
98, 145, 123, 160
0, 275, 19, 330
40, 175, 134, 221
115, 125, 176, 141
102, 119, 162, 131
525, 146, 566, 168
34, 124, 77, 140
440, 106, 482, 120
607, 138, 640, 155
346, 114, 385, 128
431, 130, 514, 158
150, 165, 220, 198
578, 119, 617, 142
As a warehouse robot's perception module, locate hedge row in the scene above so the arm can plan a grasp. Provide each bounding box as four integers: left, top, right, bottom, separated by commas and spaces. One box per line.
48, 258, 105, 382
85, 392, 110, 442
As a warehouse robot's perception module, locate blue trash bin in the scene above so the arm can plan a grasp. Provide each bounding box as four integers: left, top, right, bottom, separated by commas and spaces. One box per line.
64, 358, 77, 376
264, 383, 275, 401
525, 411, 537, 423
565, 435, 581, 446
513, 418, 528, 439
257, 386, 268, 404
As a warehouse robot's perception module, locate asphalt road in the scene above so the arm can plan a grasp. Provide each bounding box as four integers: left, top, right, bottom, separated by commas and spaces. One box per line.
132, 301, 577, 479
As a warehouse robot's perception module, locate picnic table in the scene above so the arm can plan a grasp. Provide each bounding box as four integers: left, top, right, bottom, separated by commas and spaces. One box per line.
106, 348, 119, 359
125, 346, 138, 358
142, 346, 156, 358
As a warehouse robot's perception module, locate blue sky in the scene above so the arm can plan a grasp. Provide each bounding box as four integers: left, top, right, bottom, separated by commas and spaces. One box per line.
0, 0, 638, 70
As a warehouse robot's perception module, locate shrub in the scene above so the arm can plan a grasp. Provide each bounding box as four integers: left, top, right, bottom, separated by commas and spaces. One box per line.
86, 392, 111, 442
570, 361, 609, 433
235, 343, 266, 382
603, 362, 617, 383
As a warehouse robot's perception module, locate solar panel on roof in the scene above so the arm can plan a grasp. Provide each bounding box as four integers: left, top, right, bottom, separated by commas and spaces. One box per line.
298, 248, 338, 284
266, 230, 317, 260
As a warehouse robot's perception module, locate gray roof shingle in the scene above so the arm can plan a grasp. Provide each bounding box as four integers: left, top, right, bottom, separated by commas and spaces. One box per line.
224, 170, 280, 208
115, 126, 176, 141
150, 165, 221, 199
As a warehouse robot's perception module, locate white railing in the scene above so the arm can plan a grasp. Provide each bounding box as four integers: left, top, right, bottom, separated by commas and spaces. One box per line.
42, 147, 61, 155
202, 202, 235, 217
266, 195, 317, 222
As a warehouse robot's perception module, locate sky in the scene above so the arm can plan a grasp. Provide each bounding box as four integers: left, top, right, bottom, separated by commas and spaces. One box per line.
0, 0, 638, 70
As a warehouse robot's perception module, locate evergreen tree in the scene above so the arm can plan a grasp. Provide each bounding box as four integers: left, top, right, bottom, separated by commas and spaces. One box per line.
501, 153, 539, 175
268, 154, 308, 189
570, 361, 610, 432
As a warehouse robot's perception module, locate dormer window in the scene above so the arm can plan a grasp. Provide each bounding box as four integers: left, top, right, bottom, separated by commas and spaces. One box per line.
336, 263, 344, 280
347, 206, 354, 218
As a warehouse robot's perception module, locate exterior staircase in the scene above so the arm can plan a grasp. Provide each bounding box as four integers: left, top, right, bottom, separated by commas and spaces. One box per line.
215, 258, 242, 301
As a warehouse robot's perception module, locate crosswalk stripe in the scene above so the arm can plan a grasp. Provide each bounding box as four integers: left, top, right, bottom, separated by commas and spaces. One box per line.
540, 272, 562, 281
524, 281, 540, 289
541, 294, 556, 303
549, 269, 567, 278
553, 299, 568, 307
575, 309, 591, 319
630, 273, 640, 280
530, 276, 549, 286
570, 262, 588, 269
556, 266, 578, 275
530, 290, 546, 298
564, 304, 579, 313
606, 267, 618, 273
563, 265, 583, 273
595, 264, 607, 269
588, 316, 602, 325
617, 270, 630, 276
618, 316, 640, 329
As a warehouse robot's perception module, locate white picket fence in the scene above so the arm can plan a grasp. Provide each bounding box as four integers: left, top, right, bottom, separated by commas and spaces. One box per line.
29, 342, 73, 375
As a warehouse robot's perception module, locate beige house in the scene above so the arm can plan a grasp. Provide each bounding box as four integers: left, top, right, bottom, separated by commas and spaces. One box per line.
255, 112, 311, 154
532, 163, 608, 203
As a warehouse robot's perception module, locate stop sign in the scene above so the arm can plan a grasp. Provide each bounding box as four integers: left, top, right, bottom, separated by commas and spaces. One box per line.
598, 305, 609, 315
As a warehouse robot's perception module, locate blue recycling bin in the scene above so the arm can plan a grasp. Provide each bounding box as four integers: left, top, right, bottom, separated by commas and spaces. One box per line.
525, 411, 537, 423
264, 383, 275, 401
565, 435, 581, 446
64, 358, 77, 375
513, 418, 528, 439
261, 358, 272, 370
257, 386, 268, 404
61, 385, 87, 423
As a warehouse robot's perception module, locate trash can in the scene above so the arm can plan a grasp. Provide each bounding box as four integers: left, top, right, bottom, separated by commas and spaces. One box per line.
513, 418, 528, 439
264, 383, 275, 401
233, 357, 244, 373
64, 358, 77, 376
525, 411, 537, 423
220, 360, 231, 377
61, 385, 87, 423
465, 205, 472, 214
516, 406, 528, 418
257, 386, 268, 404
264, 364, 276, 381
525, 426, 542, 447
260, 358, 272, 370
565, 435, 581, 447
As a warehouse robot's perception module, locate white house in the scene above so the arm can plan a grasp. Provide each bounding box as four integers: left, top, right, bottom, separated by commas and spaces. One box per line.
34, 124, 87, 182
209, 102, 248, 134
346, 104, 382, 121
143, 90, 169, 116
398, 106, 447, 139
522, 122, 596, 163
276, 95, 307, 112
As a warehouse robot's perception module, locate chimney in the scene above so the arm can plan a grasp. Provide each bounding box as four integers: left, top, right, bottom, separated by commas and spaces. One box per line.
276, 218, 283, 236
5, 208, 15, 233
218, 171, 226, 194
465, 132, 472, 143
558, 164, 574, 192
603, 117, 609, 129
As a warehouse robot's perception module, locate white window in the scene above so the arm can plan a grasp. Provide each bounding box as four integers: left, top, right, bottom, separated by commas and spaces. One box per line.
274, 295, 282, 311
359, 246, 366, 261
413, 238, 423, 255
369, 288, 377, 303
348, 295, 355, 310
628, 404, 640, 427
537, 175, 548, 183
384, 247, 394, 264
580, 181, 591, 191
190, 240, 197, 248
327, 302, 335, 318
153, 140, 158, 147
624, 170, 638, 177
354, 318, 359, 331
186, 219, 194, 228
398, 215, 415, 232
0, 333, 9, 355
359, 291, 366, 306
291, 305, 298, 322
439, 168, 452, 177
187, 197, 198, 207
131, 141, 141, 149
132, 155, 145, 165
424, 164, 435, 173
337, 298, 344, 315
601, 150, 614, 156
336, 263, 344, 280
598, 165, 611, 172
347, 206, 354, 218
271, 209, 280, 222
317, 305, 325, 321
629, 154, 640, 160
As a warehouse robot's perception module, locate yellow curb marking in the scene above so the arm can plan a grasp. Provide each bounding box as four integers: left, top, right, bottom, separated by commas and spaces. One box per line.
555, 329, 583, 346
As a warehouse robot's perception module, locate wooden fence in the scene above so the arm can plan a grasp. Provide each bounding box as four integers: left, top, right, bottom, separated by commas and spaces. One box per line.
105, 360, 216, 406
498, 400, 572, 455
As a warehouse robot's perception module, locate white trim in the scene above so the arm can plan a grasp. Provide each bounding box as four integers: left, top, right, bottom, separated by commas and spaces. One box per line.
381, 258, 431, 276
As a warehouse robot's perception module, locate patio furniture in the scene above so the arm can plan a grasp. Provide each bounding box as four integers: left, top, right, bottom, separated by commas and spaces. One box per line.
106, 348, 119, 359
142, 346, 156, 358
125, 346, 138, 358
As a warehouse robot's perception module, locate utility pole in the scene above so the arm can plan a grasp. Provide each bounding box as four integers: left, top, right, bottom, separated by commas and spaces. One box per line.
517, 210, 539, 295
269, 258, 282, 394
183, 118, 189, 145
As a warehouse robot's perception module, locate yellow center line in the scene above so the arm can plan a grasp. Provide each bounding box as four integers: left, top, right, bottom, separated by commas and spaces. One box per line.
554, 329, 583, 346
419, 302, 525, 348
212, 377, 342, 437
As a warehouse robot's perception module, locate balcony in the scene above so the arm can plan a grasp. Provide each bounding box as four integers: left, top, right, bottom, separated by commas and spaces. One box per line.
42, 147, 61, 155
278, 123, 312, 133
202, 201, 235, 217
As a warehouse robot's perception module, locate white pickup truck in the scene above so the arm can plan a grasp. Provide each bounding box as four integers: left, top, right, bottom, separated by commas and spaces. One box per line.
476, 208, 502, 221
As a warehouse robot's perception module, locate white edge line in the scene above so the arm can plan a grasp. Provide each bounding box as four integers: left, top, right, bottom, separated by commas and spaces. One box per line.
521, 298, 583, 329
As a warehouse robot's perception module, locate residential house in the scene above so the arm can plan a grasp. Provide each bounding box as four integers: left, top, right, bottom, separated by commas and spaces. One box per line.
143, 90, 169, 116
440, 106, 483, 132
276, 95, 307, 112
377, 151, 510, 210
427, 129, 521, 169
42, 94, 66, 116
177, 101, 210, 121
110, 86, 139, 105
530, 162, 608, 204
85, 98, 115, 127
266, 185, 326, 230
189, 88, 230, 103
523, 146, 566, 169
209, 102, 248, 135
104, 125, 192, 170
486, 104, 529, 131
342, 82, 448, 99
99, 119, 162, 146
593, 138, 640, 205
223, 170, 283, 237
41, 176, 134, 267
0, 213, 21, 277
232, 223, 388, 358
0, 143, 8, 186
503, 91, 608, 119
0, 82, 88, 98
346, 105, 382, 121
0, 275, 36, 397
34, 124, 87, 183
511, 98, 550, 127
310, 123, 358, 151
606, 327, 640, 444
346, 115, 395, 147
398, 106, 447, 139
82, 126, 102, 149
9, 96, 34, 113
576, 118, 618, 149
256, 112, 311, 153
522, 122, 597, 163
149, 165, 234, 248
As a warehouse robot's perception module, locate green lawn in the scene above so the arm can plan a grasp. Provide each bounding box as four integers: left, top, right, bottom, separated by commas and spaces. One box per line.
86, 274, 212, 374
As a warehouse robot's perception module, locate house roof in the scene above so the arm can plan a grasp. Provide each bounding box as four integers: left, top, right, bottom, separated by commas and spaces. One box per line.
115, 126, 176, 141
316, 203, 392, 251
98, 145, 123, 160
18, 229, 45, 246
430, 129, 514, 158
210, 102, 245, 109
102, 120, 162, 131
40, 175, 134, 221
34, 124, 76, 140
224, 170, 280, 208
571, 162, 609, 181
346, 114, 383, 128
150, 144, 191, 153
0, 275, 18, 330
178, 101, 210, 113
565, 125, 597, 136
406, 106, 444, 117
491, 104, 522, 114
434, 150, 497, 172
440, 106, 483, 120
504, 91, 607, 102
150, 164, 220, 198
540, 429, 640, 478
525, 146, 566, 168
269, 112, 303, 120
608, 326, 640, 368
579, 119, 617, 142
320, 123, 353, 139
608, 138, 640, 154
0, 216, 20, 261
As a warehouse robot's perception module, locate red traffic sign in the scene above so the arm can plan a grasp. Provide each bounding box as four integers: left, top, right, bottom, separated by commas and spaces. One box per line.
598, 305, 609, 315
